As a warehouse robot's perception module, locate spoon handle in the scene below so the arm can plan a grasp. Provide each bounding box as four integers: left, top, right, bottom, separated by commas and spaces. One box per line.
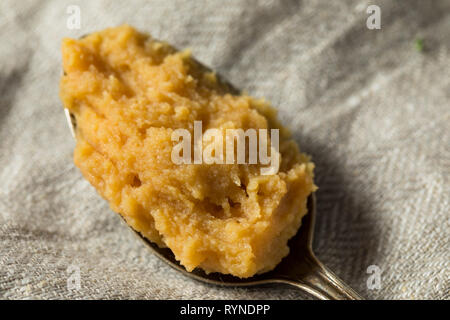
284, 252, 364, 300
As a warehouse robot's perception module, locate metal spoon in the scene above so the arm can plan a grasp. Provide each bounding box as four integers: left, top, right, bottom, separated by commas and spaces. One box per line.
65, 108, 362, 300
63, 50, 363, 299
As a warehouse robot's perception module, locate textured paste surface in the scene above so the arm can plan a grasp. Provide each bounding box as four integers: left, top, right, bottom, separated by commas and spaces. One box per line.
60, 25, 316, 277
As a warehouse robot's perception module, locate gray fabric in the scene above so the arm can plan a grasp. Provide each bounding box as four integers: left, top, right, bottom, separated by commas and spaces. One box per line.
0, 0, 449, 300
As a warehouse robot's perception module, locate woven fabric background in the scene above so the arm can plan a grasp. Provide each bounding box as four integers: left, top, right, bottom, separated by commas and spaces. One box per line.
0, 0, 448, 299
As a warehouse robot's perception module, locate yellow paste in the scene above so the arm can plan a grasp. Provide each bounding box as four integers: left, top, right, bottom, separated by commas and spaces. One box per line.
60, 25, 316, 278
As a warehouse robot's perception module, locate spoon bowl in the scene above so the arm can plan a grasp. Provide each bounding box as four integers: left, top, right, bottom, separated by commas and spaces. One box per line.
63, 49, 363, 299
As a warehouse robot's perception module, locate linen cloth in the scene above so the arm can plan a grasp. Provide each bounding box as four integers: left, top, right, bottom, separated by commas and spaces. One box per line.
0, 0, 448, 299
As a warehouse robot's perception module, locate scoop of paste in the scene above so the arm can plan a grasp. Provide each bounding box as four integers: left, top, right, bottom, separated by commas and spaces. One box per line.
60, 25, 316, 278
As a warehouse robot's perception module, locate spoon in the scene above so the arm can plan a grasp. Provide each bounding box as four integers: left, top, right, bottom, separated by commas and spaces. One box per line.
65, 108, 362, 300
63, 49, 363, 299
